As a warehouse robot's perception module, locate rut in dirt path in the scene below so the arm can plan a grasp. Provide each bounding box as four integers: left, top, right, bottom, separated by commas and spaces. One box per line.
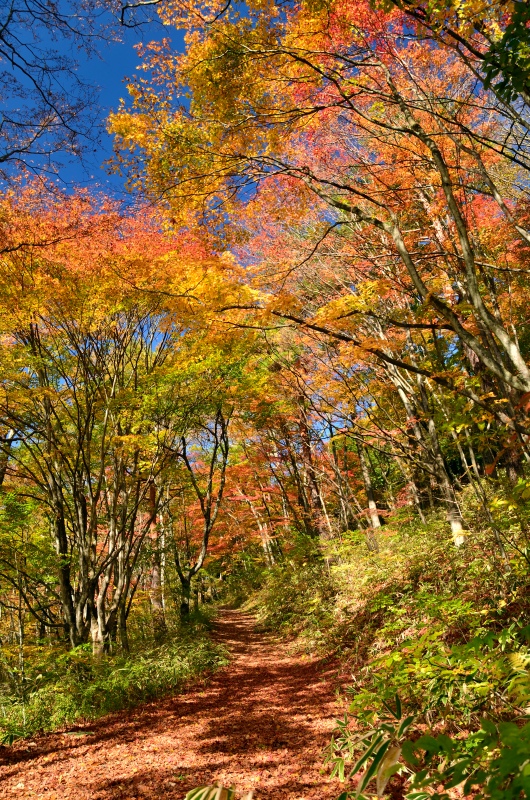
0, 611, 343, 800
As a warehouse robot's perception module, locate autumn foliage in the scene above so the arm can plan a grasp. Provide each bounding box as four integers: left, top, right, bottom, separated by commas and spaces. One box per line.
2, 1, 530, 797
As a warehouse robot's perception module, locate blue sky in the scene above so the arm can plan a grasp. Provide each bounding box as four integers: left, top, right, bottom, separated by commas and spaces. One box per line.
60, 24, 157, 196
71, 32, 141, 188
0, 3, 187, 199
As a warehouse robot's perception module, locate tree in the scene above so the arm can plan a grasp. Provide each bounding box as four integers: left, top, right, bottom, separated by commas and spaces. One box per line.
0, 182, 251, 650
0, 0, 111, 178
170, 407, 230, 616
110, 0, 530, 433
380, 0, 530, 106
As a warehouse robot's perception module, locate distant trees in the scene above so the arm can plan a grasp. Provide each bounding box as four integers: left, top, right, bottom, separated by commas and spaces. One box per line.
170, 407, 230, 615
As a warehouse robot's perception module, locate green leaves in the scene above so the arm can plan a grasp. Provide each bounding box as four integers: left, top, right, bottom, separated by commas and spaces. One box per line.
355, 738, 392, 797
326, 694, 412, 798
0, 629, 228, 743
403, 718, 530, 799
185, 787, 253, 800
185, 788, 236, 800
482, 1, 530, 102
331, 696, 530, 800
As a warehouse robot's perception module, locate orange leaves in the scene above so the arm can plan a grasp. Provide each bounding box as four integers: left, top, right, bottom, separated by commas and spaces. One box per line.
0, 179, 253, 342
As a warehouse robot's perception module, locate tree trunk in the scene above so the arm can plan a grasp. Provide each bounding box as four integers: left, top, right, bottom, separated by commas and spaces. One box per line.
148, 484, 167, 642
90, 616, 105, 658
118, 600, 130, 653
180, 576, 191, 618
358, 444, 381, 551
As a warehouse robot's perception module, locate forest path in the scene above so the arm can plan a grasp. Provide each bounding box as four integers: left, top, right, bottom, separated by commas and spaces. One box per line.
0, 611, 343, 800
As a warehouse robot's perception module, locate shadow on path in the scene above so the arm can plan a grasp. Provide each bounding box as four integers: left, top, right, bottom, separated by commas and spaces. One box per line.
0, 611, 342, 800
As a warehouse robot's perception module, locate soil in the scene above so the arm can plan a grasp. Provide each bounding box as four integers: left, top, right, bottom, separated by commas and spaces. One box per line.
0, 611, 344, 799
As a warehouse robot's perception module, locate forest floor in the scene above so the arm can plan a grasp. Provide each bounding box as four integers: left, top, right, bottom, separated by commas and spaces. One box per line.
0, 611, 343, 799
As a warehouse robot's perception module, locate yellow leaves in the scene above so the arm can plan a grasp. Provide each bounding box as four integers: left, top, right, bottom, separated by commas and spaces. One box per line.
109, 110, 155, 152
369, 100, 387, 120
314, 282, 382, 324
508, 651, 530, 671
379, 0, 513, 40
112, 433, 145, 456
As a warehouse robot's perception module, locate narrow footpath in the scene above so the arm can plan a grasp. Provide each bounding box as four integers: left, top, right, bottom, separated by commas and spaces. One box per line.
0, 612, 343, 799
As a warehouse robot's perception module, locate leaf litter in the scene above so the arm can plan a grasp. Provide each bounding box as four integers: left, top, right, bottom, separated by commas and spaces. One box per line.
0, 611, 343, 799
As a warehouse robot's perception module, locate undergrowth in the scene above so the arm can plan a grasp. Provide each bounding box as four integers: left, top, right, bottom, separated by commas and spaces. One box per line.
229, 500, 530, 797
0, 614, 229, 744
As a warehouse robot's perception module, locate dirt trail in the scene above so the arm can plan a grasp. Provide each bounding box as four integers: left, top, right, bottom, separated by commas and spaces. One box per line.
0, 611, 343, 799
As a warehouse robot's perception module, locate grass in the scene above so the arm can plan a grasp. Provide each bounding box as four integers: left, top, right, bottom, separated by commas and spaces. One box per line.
0, 614, 229, 744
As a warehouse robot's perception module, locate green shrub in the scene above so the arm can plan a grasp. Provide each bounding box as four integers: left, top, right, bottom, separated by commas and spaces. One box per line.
317, 512, 530, 798
250, 534, 336, 647
0, 622, 228, 743
326, 697, 530, 799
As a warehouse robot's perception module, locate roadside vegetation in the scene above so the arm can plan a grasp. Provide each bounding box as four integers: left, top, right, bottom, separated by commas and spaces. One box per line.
224, 496, 530, 798
0, 610, 227, 745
